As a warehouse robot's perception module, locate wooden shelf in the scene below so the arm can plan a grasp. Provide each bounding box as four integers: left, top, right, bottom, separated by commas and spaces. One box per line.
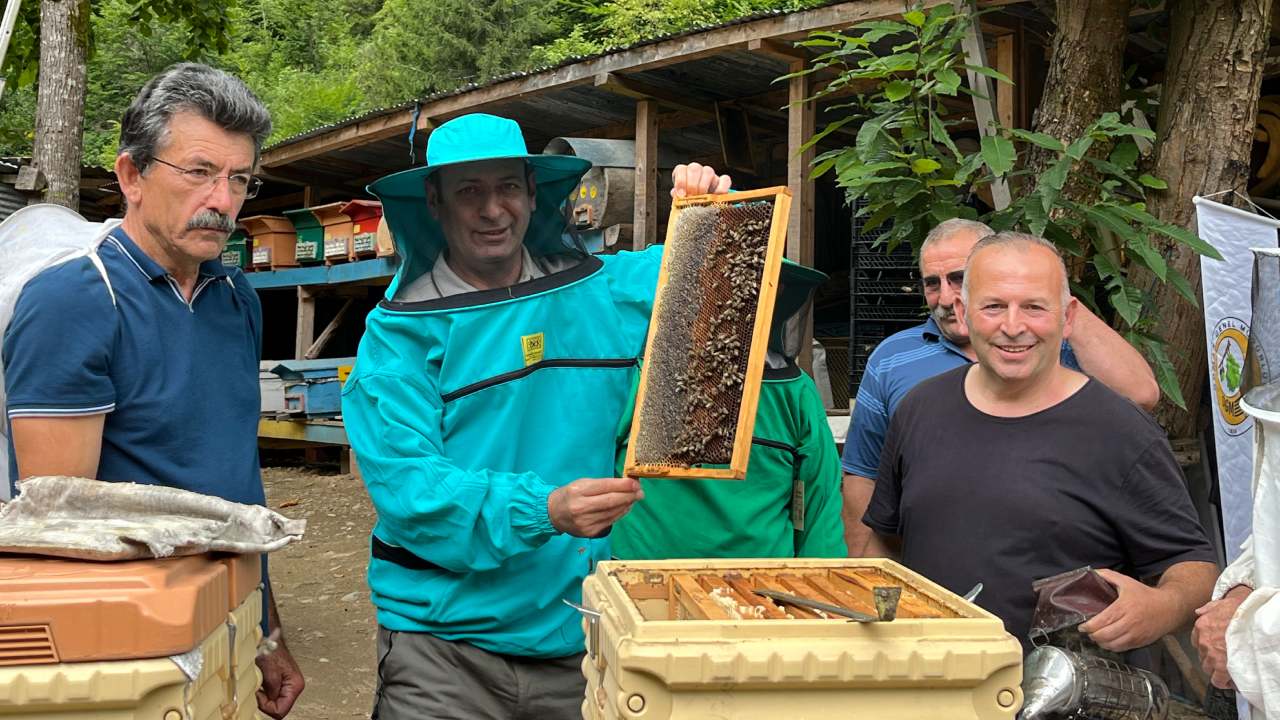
245, 257, 398, 289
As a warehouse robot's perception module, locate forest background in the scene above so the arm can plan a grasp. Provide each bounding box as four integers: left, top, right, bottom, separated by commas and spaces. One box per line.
0, 0, 822, 163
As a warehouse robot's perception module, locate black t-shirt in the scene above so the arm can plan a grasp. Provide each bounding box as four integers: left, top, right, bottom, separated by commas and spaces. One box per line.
865, 366, 1216, 649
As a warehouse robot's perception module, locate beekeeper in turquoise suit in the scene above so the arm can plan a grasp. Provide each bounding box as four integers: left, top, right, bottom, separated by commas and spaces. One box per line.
341, 113, 730, 719
612, 260, 847, 560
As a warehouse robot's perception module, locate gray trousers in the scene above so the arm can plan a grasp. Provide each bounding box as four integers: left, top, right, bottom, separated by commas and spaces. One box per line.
371, 627, 587, 720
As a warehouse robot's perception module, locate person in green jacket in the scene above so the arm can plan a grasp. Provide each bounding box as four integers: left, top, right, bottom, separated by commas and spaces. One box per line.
612, 259, 847, 559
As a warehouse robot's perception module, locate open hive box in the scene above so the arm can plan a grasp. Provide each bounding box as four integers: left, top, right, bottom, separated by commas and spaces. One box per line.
580, 559, 1023, 720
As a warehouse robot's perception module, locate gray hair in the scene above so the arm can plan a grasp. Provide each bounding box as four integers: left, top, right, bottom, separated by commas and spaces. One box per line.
118, 63, 272, 171
961, 231, 1070, 310
919, 218, 993, 271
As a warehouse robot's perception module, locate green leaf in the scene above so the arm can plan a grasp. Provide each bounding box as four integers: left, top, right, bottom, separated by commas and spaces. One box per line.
1109, 142, 1139, 169
911, 157, 942, 175
1039, 157, 1072, 212
935, 67, 961, 95
962, 64, 1013, 85
1044, 222, 1084, 257
929, 111, 961, 159
809, 157, 837, 179
1166, 267, 1201, 308
1134, 215, 1224, 261
1024, 195, 1049, 236
1110, 283, 1142, 326
1085, 206, 1137, 243
884, 80, 912, 101
1093, 253, 1123, 280
1126, 235, 1168, 281
1065, 135, 1095, 161
980, 134, 1016, 175
903, 10, 927, 27
1138, 173, 1168, 190
1009, 129, 1065, 153
1145, 341, 1187, 409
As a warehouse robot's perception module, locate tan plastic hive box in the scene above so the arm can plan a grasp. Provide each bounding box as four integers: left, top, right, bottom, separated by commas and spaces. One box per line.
0, 588, 264, 719
581, 559, 1023, 720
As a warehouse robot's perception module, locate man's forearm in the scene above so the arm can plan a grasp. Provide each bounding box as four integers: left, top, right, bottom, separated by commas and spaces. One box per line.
863, 531, 900, 561
1068, 304, 1160, 410
265, 576, 285, 639
841, 474, 876, 557
1155, 561, 1219, 634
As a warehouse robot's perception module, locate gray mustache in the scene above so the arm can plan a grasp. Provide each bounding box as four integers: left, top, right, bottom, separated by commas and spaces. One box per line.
188, 211, 235, 233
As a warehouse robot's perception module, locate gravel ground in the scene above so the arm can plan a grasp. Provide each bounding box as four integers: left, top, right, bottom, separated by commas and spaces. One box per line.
262, 465, 378, 719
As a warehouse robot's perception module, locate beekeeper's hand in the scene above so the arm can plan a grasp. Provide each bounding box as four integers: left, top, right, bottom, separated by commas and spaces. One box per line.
1192, 584, 1252, 689
548, 477, 644, 538
1080, 564, 1215, 652
257, 639, 305, 718
671, 163, 731, 198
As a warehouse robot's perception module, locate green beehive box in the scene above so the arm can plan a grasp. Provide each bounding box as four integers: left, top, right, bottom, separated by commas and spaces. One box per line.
284, 208, 324, 264
220, 229, 249, 269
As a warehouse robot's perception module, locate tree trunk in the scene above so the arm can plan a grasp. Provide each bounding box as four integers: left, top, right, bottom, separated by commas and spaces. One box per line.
1140, 0, 1273, 437
1023, 0, 1131, 179
31, 0, 89, 210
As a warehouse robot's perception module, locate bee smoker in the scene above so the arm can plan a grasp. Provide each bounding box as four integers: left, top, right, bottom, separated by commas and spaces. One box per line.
1019, 646, 1170, 720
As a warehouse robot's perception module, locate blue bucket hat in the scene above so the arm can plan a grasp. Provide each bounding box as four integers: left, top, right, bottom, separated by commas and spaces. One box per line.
366, 114, 592, 295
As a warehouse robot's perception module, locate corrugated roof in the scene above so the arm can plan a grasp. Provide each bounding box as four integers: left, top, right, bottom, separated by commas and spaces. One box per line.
265, 1, 840, 151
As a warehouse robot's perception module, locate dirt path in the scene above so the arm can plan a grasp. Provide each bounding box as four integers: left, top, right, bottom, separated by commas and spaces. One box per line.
263, 466, 377, 719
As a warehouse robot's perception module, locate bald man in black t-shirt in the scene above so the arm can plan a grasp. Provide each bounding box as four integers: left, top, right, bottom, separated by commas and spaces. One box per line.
864, 232, 1217, 653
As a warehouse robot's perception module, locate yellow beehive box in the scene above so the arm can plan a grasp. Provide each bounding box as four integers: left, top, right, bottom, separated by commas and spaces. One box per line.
580, 558, 1023, 720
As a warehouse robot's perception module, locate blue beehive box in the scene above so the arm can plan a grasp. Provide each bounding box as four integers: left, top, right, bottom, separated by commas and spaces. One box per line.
268, 357, 355, 418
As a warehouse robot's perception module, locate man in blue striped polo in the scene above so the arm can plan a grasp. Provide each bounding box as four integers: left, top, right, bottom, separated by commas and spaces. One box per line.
840, 218, 1161, 555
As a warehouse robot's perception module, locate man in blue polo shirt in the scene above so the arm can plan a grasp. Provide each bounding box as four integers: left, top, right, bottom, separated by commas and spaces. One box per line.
3, 63, 303, 718
841, 218, 1161, 555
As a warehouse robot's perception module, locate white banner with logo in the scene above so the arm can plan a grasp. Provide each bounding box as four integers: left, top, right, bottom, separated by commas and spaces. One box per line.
1194, 196, 1279, 566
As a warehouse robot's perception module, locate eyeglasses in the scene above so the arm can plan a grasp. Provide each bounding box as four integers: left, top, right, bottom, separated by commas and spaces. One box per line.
150, 157, 262, 199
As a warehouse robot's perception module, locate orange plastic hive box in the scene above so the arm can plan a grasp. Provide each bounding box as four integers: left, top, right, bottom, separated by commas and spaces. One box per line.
0, 553, 258, 664
0, 553, 263, 719
310, 202, 354, 265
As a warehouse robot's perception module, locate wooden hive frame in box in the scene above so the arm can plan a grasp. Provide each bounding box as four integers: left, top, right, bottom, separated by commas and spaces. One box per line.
616, 565, 963, 621
624, 186, 791, 480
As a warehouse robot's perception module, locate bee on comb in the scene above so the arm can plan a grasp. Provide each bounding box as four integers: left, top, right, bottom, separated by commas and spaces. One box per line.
625, 187, 791, 480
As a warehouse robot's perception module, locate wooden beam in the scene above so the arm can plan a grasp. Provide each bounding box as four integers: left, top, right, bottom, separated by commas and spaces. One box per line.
594, 72, 715, 117
787, 59, 815, 372
747, 37, 807, 63
295, 286, 316, 361
954, 0, 1010, 210
574, 110, 711, 139
634, 99, 659, 250
994, 33, 1016, 130
304, 297, 355, 360
263, 107, 433, 169
262, 0, 975, 168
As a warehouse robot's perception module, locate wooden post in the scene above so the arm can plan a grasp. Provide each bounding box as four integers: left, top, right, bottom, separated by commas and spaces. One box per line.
633, 99, 659, 250
295, 286, 316, 361
954, 0, 1011, 210
995, 34, 1016, 130
787, 60, 816, 372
